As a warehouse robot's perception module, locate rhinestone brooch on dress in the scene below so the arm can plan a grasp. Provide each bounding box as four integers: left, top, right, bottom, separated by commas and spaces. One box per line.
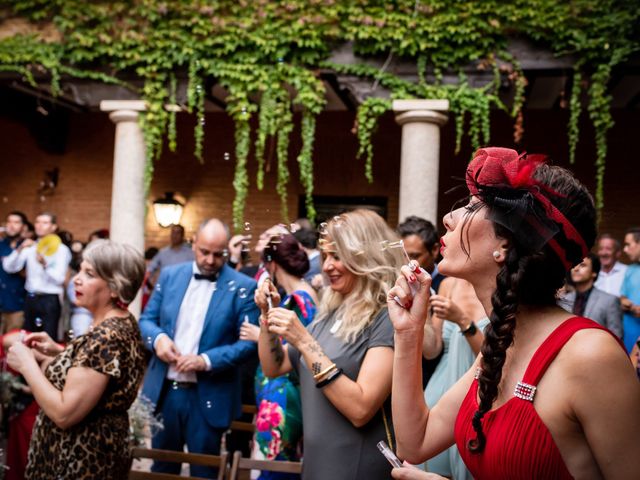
514, 381, 537, 402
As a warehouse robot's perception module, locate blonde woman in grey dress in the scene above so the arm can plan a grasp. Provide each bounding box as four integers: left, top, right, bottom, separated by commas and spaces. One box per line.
255, 210, 404, 480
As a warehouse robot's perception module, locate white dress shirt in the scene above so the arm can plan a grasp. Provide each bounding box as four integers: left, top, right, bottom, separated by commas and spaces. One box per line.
2, 241, 71, 295
165, 263, 216, 383
594, 261, 628, 297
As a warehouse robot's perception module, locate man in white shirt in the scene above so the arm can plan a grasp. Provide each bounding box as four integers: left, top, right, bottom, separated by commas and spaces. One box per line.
2, 212, 71, 340
594, 233, 628, 297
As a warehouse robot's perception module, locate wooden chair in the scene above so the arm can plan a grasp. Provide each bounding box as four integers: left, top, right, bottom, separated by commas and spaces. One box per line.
129, 448, 227, 480
227, 450, 302, 480
229, 404, 257, 433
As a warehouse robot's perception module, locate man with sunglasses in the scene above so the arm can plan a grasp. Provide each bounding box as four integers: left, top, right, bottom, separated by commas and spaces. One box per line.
140, 218, 260, 477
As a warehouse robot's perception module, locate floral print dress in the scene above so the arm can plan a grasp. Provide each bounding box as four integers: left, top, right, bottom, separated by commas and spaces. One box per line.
254, 290, 316, 479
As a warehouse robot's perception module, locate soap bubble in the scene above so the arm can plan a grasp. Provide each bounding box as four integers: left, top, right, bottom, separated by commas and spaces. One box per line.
35, 317, 43, 328
238, 287, 249, 299
227, 280, 236, 292
318, 222, 328, 236
224, 152, 230, 161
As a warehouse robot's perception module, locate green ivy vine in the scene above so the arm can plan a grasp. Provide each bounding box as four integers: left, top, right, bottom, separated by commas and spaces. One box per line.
1, 0, 639, 227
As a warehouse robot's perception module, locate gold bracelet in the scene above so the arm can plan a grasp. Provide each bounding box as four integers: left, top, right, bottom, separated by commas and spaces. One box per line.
313, 363, 337, 381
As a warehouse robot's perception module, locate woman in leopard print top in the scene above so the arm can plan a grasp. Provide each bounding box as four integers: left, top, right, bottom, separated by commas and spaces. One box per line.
7, 240, 146, 479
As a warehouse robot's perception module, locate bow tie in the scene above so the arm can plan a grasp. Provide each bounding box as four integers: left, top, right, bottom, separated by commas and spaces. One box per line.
194, 273, 218, 282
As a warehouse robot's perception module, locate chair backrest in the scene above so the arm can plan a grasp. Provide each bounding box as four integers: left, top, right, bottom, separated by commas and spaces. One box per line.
129, 448, 227, 480
227, 451, 302, 480
229, 404, 257, 433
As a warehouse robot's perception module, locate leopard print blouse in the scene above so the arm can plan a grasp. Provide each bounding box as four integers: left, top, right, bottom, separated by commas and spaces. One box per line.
25, 314, 146, 479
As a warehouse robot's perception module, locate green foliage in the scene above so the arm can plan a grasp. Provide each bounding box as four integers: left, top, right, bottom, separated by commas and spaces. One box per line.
1, 0, 639, 223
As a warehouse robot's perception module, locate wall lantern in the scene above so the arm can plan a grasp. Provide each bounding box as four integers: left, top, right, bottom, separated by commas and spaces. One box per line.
153, 192, 184, 228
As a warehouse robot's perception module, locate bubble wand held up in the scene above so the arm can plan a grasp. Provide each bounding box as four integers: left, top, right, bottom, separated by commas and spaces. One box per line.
382, 239, 429, 308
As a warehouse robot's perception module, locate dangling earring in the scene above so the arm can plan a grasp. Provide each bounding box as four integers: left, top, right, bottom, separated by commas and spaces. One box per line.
492, 251, 501, 260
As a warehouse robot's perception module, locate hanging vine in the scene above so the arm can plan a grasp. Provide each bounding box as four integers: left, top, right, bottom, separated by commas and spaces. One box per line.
1, 0, 639, 225
567, 69, 582, 165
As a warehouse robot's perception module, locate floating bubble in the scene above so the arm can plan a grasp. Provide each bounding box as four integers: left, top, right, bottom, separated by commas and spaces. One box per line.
40, 195, 46, 202
206, 400, 213, 409
238, 287, 249, 299
289, 223, 300, 233
67, 329, 74, 341
318, 222, 328, 236
171, 381, 178, 390
147, 336, 153, 345
227, 280, 236, 292
35, 317, 43, 328
244, 222, 251, 231
224, 152, 231, 161
199, 116, 205, 126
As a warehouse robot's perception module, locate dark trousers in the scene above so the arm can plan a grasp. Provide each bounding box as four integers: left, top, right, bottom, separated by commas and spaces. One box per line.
23, 293, 61, 341
151, 381, 226, 478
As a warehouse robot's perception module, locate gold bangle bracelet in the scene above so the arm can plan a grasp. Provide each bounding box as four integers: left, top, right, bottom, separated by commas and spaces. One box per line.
313, 363, 337, 381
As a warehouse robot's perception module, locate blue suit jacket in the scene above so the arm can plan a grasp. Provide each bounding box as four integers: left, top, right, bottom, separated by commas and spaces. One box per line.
139, 262, 260, 428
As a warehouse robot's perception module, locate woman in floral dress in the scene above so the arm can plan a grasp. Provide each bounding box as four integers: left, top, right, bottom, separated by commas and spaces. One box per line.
241, 233, 317, 479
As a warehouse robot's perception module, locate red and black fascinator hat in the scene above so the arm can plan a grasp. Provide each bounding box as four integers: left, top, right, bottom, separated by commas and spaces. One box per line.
466, 147, 588, 271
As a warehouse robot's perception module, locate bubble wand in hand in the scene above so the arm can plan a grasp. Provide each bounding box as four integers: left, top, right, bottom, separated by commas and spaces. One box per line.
382, 240, 428, 307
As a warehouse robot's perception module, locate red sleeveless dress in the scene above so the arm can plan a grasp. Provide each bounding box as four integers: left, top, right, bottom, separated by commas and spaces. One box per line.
454, 317, 623, 480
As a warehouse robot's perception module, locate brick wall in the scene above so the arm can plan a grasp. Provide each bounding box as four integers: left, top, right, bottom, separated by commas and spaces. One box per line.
0, 107, 637, 261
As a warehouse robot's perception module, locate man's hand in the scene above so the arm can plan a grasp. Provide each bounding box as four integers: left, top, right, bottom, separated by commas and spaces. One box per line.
35, 252, 46, 267
174, 354, 207, 373
18, 238, 34, 251
155, 335, 180, 364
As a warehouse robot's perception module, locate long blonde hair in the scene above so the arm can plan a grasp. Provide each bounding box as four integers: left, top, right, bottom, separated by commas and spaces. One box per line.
316, 209, 404, 342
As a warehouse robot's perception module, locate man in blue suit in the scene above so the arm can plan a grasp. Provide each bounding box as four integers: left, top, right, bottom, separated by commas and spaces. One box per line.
140, 218, 260, 476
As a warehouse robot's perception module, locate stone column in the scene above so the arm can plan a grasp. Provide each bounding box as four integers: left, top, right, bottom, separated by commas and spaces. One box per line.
393, 99, 449, 225
100, 100, 147, 316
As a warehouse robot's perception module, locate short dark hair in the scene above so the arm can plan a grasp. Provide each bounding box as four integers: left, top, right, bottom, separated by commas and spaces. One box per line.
145, 247, 159, 260
626, 227, 640, 243
294, 228, 318, 249
90, 229, 110, 240
7, 210, 28, 225
397, 216, 439, 250
263, 233, 310, 277
586, 252, 601, 281
37, 212, 57, 224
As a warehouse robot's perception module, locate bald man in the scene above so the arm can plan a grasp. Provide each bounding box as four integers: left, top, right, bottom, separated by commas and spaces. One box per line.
140, 219, 260, 477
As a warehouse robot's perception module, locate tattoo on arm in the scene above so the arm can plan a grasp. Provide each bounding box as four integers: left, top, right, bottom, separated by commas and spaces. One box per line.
269, 335, 284, 366
304, 338, 324, 356
311, 362, 322, 376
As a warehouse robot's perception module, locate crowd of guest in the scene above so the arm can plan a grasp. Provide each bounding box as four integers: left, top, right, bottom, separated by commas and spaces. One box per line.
1, 149, 640, 479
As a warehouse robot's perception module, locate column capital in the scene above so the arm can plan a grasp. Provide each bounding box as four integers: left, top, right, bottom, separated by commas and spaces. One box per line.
393, 99, 449, 127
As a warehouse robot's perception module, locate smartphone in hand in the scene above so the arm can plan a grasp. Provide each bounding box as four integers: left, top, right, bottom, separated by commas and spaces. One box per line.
377, 440, 403, 468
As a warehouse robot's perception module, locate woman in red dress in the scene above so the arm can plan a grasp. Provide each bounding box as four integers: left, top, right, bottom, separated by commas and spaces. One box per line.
388, 148, 640, 479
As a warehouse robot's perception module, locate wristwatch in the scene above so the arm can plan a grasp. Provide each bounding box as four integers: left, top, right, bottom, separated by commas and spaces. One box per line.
460, 322, 477, 336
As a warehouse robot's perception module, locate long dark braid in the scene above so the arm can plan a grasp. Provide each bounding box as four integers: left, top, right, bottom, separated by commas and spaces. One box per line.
468, 241, 522, 452
467, 164, 597, 453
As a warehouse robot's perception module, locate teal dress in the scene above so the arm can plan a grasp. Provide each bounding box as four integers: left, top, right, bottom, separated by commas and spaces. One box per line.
254, 290, 316, 479
423, 317, 490, 480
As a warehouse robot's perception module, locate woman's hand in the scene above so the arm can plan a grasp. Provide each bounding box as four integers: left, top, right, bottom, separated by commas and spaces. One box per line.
7, 342, 37, 374
266, 307, 310, 348
429, 295, 466, 325
391, 463, 447, 479
240, 321, 260, 343
254, 279, 281, 314
24, 331, 63, 356
387, 261, 432, 334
